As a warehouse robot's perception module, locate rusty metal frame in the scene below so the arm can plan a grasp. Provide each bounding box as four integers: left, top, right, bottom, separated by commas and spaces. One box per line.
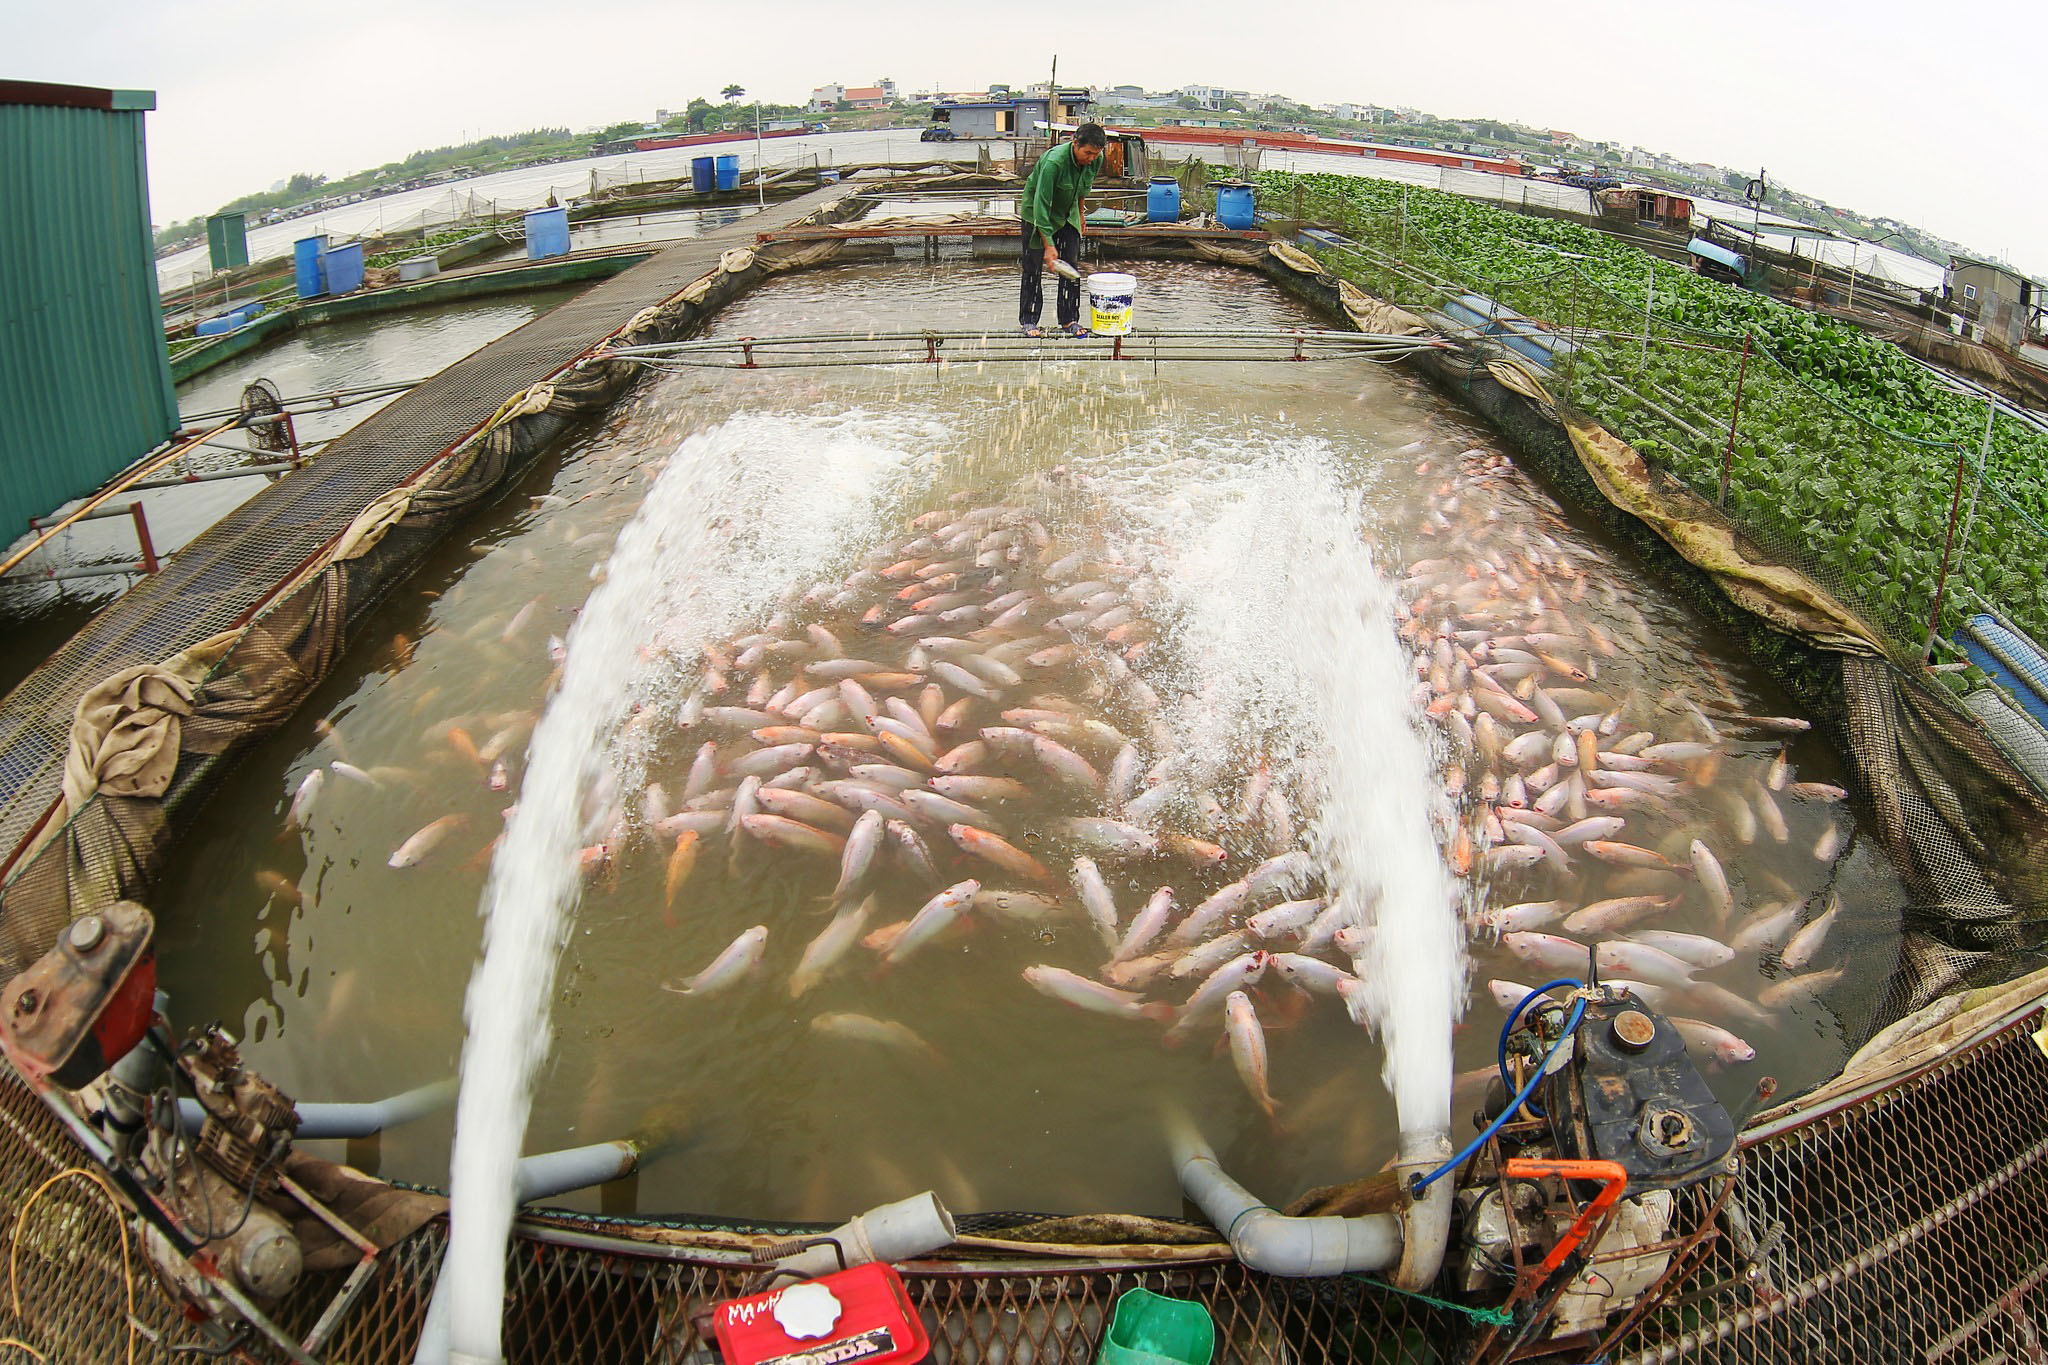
755, 222, 1272, 244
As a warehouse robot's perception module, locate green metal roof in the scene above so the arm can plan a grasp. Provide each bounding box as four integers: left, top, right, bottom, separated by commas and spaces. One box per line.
0, 81, 177, 544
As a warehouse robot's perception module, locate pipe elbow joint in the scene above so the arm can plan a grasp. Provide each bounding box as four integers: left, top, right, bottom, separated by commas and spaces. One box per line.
1231, 1208, 1401, 1278
1392, 1131, 1456, 1291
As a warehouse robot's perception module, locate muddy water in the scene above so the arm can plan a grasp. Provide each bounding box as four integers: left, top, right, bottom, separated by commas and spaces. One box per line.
152, 258, 1904, 1222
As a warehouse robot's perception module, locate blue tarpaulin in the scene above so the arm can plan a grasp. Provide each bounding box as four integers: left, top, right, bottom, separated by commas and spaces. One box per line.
1688, 237, 1747, 274
1957, 614, 2048, 729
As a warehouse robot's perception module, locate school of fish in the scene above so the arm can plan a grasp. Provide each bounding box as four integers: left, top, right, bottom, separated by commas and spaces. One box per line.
615, 490, 1366, 1120
1402, 444, 1851, 1068
282, 451, 1859, 1132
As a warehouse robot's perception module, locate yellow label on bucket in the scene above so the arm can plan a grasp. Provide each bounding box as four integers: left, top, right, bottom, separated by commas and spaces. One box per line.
1089, 300, 1133, 336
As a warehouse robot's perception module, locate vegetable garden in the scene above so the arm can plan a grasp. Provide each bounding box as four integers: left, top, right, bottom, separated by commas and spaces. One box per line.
1260, 170, 2048, 663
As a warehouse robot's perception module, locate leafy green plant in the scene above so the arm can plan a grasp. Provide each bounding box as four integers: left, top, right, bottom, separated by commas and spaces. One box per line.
1261, 169, 2048, 650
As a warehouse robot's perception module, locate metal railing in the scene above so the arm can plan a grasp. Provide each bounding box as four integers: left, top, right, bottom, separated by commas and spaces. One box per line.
596, 326, 1451, 371
3, 381, 424, 588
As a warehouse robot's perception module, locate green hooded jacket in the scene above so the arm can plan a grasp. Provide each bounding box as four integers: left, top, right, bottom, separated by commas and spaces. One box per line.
1021, 142, 1100, 237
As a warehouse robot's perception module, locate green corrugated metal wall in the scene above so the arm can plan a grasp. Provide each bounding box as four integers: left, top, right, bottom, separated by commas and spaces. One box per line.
0, 89, 178, 540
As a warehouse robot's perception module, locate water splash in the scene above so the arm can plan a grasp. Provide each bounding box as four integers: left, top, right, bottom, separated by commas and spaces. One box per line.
442, 409, 929, 1361
1103, 433, 1466, 1141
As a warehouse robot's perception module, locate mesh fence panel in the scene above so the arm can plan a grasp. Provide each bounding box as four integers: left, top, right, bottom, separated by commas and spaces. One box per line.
1281, 171, 2048, 664
1607, 1007, 2048, 1364
0, 1009, 2043, 1362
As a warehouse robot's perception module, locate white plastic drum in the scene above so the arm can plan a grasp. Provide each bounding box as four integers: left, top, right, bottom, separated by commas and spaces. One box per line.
1085, 272, 1136, 336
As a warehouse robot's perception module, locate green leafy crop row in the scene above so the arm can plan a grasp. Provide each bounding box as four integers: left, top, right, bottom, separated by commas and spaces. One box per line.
1260, 170, 2048, 650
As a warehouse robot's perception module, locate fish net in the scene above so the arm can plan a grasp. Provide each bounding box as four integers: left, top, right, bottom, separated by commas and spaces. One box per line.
0, 175, 2042, 1358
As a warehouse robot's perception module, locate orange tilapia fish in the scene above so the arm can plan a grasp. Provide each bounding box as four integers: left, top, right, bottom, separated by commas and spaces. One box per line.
947, 823, 1052, 882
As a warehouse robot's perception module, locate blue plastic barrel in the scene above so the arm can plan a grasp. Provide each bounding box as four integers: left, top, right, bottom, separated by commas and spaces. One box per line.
715, 154, 739, 191
525, 206, 571, 260
1147, 177, 1181, 224
691, 156, 715, 192
323, 242, 365, 295
293, 235, 328, 298
1215, 181, 1255, 231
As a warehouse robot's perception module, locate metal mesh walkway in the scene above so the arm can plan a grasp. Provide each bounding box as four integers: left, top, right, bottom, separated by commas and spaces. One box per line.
0, 185, 846, 870
1, 1010, 2044, 1361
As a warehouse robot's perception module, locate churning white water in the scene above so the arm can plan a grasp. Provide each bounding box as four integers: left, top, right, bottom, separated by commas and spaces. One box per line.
441, 409, 930, 1361
1105, 433, 1466, 1143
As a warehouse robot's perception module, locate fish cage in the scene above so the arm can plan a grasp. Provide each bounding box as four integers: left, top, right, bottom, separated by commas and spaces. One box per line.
0, 171, 2042, 1363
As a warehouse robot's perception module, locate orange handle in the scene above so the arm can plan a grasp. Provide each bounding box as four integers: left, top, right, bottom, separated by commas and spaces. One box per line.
1501, 1158, 1629, 1279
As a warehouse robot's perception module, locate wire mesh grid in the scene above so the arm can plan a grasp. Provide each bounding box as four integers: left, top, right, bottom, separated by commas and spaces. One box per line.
0, 1067, 223, 1358
264, 1223, 1469, 1365
1, 1008, 2044, 1363
1606, 1008, 2048, 1363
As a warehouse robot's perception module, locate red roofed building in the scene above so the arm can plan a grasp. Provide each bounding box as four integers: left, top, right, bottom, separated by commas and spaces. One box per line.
842, 86, 889, 109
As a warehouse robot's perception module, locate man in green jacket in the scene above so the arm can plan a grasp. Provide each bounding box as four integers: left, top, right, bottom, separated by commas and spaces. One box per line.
1018, 123, 1107, 336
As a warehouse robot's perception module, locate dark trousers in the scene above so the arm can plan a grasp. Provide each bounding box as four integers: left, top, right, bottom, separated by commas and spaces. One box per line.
1020, 223, 1082, 327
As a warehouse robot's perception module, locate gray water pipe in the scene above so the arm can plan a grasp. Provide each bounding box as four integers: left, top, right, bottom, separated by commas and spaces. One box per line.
1168, 1116, 1455, 1289
1390, 1129, 1455, 1291
770, 1190, 958, 1278
511, 1139, 639, 1205
172, 1077, 458, 1142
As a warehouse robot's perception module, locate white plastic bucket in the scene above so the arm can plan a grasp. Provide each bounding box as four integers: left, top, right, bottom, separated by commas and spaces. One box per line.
1086, 271, 1136, 336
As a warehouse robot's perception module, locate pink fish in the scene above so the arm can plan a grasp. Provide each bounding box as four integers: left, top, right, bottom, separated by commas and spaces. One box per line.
1225, 991, 1282, 1119
662, 925, 767, 995
388, 814, 465, 868
1669, 1017, 1755, 1064
1022, 965, 1173, 1022
885, 880, 980, 965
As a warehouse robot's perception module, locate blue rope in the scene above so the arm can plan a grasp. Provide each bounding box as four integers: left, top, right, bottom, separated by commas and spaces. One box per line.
1411, 983, 1587, 1195
1499, 978, 1584, 1118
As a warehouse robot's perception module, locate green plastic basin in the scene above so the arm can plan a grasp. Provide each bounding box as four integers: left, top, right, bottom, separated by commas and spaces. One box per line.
1095, 1287, 1215, 1365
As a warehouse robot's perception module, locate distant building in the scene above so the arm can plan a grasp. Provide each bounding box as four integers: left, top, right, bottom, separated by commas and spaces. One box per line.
810, 82, 891, 111
1945, 256, 2041, 352
1102, 88, 1179, 109
1177, 84, 1226, 108
1597, 186, 1694, 233
928, 90, 1094, 138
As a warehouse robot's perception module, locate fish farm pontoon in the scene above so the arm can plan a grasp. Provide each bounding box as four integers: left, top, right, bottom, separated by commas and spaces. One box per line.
0, 111, 2045, 1365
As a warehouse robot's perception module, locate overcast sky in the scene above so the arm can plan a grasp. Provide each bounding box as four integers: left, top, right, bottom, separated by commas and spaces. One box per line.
16, 0, 2044, 273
